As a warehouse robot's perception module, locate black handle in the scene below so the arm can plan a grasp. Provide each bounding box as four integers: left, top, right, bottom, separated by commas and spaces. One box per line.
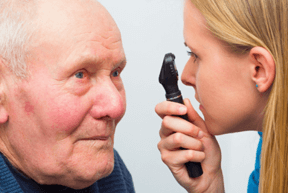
166, 91, 203, 178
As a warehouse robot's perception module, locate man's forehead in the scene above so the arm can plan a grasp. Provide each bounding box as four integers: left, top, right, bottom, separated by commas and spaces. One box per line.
68, 42, 126, 67
29, 0, 121, 54
25, 0, 124, 74
35, 0, 113, 30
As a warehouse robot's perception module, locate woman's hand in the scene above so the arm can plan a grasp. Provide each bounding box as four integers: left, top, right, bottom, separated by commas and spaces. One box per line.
155, 98, 224, 193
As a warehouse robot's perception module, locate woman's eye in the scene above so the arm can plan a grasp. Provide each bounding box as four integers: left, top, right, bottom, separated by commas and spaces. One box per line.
75, 71, 84, 79
112, 70, 120, 77
187, 51, 198, 62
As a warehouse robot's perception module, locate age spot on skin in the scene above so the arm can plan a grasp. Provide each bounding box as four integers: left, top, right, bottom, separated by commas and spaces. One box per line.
24, 102, 34, 114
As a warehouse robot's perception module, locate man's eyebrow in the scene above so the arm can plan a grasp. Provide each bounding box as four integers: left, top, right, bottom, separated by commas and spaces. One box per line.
69, 54, 127, 70
121, 57, 127, 67
73, 54, 100, 66
113, 57, 127, 70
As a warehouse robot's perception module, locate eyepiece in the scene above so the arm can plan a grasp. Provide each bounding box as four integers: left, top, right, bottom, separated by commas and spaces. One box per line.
159, 53, 180, 94
164, 53, 175, 63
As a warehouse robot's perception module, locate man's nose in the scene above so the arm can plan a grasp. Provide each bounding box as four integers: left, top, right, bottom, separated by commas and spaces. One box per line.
181, 59, 196, 89
89, 79, 126, 120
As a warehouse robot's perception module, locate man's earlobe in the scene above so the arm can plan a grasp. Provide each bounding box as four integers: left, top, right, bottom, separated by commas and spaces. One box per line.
250, 47, 275, 93
0, 93, 8, 124
0, 107, 8, 124
0, 59, 9, 124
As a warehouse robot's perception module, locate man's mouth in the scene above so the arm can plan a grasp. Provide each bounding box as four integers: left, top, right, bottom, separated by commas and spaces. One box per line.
81, 135, 111, 141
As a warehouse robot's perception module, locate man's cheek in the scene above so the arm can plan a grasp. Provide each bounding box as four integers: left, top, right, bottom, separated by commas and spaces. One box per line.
46, 99, 89, 136
24, 102, 35, 114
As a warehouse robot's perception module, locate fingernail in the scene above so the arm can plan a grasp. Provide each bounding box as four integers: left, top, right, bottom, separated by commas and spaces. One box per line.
198, 131, 204, 139
179, 106, 187, 114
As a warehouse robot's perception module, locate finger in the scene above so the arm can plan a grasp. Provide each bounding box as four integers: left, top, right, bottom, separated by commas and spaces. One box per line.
183, 98, 206, 130
159, 132, 204, 151
155, 101, 187, 119
160, 116, 203, 139
160, 149, 206, 167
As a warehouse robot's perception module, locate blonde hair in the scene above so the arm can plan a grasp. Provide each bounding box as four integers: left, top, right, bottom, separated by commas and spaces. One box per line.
189, 0, 288, 192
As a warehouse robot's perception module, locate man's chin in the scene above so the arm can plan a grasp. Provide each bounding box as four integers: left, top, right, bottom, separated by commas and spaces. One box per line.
40, 149, 115, 190
60, 160, 115, 190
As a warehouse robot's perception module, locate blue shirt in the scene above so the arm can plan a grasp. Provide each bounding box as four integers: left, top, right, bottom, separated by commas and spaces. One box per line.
247, 132, 262, 193
0, 149, 135, 193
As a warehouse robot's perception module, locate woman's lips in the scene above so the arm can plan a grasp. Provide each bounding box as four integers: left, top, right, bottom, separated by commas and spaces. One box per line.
199, 104, 204, 111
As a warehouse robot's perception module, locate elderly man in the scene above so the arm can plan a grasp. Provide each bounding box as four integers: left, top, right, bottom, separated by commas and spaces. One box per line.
0, 0, 134, 192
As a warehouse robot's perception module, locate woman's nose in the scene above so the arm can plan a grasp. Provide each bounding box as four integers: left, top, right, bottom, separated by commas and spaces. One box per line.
181, 59, 197, 88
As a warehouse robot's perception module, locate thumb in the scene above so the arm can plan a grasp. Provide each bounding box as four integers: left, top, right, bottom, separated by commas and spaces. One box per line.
183, 98, 207, 132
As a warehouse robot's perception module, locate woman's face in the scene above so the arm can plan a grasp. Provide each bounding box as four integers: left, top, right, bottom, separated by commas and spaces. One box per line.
182, 0, 265, 135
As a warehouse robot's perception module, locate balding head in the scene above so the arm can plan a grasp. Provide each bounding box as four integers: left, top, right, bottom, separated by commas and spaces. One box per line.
0, 0, 117, 78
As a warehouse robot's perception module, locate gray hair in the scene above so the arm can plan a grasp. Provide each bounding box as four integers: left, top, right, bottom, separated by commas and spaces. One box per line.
0, 0, 100, 78
0, 0, 38, 78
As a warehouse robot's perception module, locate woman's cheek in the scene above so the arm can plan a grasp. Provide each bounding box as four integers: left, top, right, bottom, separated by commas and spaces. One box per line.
196, 71, 217, 118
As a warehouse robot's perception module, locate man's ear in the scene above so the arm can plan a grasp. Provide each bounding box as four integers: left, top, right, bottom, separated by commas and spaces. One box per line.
249, 47, 275, 93
0, 105, 8, 124
0, 86, 8, 124
0, 59, 9, 125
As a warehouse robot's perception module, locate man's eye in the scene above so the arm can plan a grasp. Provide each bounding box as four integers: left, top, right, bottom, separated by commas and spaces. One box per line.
112, 70, 120, 77
75, 72, 84, 79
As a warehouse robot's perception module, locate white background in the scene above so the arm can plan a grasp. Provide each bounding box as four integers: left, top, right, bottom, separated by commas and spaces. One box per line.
98, 0, 260, 192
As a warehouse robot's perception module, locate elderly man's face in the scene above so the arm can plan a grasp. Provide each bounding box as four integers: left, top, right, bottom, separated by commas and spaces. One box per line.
2, 0, 126, 189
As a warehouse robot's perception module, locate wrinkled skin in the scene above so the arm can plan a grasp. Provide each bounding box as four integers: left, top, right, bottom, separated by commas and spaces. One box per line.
0, 0, 126, 189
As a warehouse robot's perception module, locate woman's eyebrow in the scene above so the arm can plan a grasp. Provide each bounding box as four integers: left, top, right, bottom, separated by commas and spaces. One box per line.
184, 42, 197, 52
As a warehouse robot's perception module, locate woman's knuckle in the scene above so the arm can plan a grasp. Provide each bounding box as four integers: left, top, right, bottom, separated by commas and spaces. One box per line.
157, 141, 163, 151
197, 142, 203, 151
187, 150, 194, 160
163, 116, 172, 127
161, 153, 169, 164
173, 133, 183, 145
154, 104, 159, 112
201, 152, 206, 160
188, 124, 199, 137
159, 129, 163, 138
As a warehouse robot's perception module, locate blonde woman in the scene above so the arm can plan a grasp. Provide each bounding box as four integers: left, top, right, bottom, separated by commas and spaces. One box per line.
155, 0, 287, 192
